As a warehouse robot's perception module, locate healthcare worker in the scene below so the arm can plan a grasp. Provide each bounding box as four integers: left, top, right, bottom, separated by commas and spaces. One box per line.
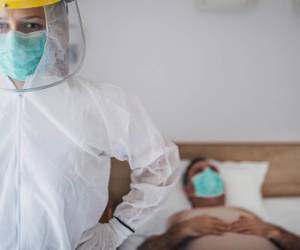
0, 0, 179, 249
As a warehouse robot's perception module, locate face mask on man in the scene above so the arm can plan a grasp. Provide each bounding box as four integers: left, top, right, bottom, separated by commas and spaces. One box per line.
192, 168, 225, 198
0, 30, 47, 81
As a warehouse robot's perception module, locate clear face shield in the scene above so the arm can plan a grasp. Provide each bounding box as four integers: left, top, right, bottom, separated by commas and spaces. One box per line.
0, 0, 85, 92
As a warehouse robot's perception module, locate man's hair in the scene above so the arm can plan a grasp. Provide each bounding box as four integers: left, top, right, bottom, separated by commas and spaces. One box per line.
182, 157, 207, 186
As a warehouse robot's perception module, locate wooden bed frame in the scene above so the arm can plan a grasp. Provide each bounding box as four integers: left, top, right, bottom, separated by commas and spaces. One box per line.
100, 143, 300, 222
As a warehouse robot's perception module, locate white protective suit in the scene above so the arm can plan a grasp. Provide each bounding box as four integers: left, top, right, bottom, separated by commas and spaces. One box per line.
0, 1, 180, 250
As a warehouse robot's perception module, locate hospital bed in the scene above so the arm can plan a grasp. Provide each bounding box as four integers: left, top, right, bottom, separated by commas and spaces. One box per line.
100, 143, 300, 249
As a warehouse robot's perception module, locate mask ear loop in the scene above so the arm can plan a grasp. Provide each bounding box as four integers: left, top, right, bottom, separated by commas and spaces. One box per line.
62, 0, 68, 14
63, 0, 75, 13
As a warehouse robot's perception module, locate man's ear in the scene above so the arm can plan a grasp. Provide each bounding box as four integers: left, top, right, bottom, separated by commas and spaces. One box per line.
184, 183, 193, 195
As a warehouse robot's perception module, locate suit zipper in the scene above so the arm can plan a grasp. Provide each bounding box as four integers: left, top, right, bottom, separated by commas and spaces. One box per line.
16, 93, 24, 250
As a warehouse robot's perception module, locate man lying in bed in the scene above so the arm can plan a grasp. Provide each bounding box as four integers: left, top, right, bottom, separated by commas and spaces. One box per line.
138, 158, 300, 250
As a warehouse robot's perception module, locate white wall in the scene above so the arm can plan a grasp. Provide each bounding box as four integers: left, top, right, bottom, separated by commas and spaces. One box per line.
79, 0, 300, 142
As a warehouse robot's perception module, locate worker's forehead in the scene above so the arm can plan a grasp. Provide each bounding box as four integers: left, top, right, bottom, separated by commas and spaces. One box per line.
0, 7, 45, 20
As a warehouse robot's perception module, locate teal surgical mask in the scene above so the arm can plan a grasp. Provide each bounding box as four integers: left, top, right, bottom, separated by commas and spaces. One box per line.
0, 31, 47, 81
192, 168, 225, 198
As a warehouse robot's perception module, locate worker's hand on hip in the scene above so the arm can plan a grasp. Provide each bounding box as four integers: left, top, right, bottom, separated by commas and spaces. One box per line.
76, 217, 133, 250
76, 223, 116, 250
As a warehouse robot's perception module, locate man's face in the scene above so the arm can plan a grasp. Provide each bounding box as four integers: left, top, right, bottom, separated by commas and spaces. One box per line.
184, 160, 225, 208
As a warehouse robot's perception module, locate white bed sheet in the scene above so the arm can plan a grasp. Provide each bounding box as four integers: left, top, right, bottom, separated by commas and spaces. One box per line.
263, 197, 300, 236
119, 197, 300, 250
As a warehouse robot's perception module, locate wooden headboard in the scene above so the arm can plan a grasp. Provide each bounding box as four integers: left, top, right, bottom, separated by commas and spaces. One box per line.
101, 143, 300, 222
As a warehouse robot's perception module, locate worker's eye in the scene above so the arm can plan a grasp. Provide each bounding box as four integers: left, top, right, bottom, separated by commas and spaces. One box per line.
0, 22, 9, 33
21, 21, 45, 33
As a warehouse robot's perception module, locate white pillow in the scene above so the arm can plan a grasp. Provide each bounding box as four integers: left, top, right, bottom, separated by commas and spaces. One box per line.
210, 160, 269, 219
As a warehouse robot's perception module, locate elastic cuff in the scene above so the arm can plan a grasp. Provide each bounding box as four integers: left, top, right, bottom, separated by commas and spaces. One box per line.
110, 217, 134, 240
113, 216, 135, 233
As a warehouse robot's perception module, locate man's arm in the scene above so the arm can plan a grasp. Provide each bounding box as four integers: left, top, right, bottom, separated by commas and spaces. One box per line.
231, 216, 300, 250
138, 215, 229, 250
268, 226, 300, 250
